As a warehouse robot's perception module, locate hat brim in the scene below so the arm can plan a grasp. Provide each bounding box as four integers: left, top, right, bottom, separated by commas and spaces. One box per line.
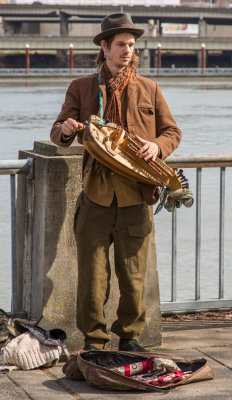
93, 27, 144, 46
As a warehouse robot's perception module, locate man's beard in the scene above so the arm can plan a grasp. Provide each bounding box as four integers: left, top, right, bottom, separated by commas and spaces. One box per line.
107, 53, 132, 68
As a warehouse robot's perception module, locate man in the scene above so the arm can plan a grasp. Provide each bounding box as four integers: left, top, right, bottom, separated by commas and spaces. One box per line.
50, 13, 181, 352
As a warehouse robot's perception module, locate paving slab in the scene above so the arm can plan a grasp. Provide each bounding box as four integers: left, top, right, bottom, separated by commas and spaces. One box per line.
0, 374, 30, 400
196, 346, 232, 369
161, 326, 232, 349
9, 369, 76, 400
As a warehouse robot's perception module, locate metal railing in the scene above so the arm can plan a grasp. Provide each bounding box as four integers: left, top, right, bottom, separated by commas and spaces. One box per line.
0, 68, 232, 77
0, 159, 33, 313
163, 153, 232, 313
139, 67, 232, 76
0, 68, 97, 76
1, 154, 232, 314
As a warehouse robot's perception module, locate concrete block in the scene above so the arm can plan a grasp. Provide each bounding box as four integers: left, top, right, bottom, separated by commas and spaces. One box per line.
16, 140, 161, 351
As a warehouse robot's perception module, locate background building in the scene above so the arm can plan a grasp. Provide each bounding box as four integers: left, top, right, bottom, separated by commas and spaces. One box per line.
180, 0, 232, 7
11, 0, 180, 5
0, 1, 231, 68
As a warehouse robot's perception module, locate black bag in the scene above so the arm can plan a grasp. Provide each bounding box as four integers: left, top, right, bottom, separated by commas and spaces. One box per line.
0, 309, 67, 349
0, 309, 13, 349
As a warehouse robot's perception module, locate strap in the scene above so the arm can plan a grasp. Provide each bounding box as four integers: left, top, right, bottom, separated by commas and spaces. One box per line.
62, 343, 71, 360
98, 74, 104, 126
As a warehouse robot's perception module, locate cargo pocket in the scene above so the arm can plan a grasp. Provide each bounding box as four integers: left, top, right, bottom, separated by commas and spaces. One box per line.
74, 193, 89, 234
128, 223, 151, 238
127, 222, 152, 273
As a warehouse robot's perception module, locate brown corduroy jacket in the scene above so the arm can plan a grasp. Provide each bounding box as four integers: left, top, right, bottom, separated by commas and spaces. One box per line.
50, 72, 182, 161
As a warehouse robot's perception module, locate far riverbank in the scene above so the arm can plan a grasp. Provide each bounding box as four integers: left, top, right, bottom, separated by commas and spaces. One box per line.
0, 67, 232, 79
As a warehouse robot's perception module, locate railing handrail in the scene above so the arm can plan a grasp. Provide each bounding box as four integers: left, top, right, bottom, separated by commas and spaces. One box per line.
167, 153, 232, 162
0, 158, 33, 176
0, 67, 232, 76
1, 154, 232, 173
166, 153, 232, 167
0, 159, 32, 169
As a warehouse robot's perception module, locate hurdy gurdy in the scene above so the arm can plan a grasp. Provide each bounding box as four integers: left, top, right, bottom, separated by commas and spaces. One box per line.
81, 115, 189, 192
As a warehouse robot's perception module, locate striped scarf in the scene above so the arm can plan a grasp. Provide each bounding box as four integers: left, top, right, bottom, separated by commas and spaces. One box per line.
100, 62, 132, 129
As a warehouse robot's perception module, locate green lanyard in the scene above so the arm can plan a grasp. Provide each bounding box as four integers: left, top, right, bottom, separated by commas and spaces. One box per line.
98, 74, 104, 126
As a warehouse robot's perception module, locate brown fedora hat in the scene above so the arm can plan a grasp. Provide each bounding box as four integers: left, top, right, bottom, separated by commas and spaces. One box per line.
93, 13, 144, 46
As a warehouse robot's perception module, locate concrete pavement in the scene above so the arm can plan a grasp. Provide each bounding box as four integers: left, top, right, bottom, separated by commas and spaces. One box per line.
1, 320, 232, 400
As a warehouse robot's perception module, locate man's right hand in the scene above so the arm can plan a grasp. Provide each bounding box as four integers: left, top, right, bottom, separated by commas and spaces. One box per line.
61, 118, 84, 136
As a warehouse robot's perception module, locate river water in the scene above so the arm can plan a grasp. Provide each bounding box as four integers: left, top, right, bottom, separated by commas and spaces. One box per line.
0, 76, 232, 311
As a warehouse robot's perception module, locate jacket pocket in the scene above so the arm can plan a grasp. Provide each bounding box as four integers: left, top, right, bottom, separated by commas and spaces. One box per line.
138, 105, 154, 116
136, 105, 155, 138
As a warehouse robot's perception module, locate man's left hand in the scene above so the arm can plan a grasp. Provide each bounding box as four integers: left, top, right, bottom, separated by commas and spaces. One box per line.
135, 135, 159, 162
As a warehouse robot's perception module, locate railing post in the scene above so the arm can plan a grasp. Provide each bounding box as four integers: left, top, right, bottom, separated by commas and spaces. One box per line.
157, 43, 162, 74
25, 43, 30, 74
195, 167, 202, 300
171, 210, 177, 302
69, 43, 74, 74
10, 174, 17, 313
219, 167, 225, 299
201, 43, 206, 74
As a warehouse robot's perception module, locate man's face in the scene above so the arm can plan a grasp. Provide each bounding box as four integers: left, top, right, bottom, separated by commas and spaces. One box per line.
102, 32, 135, 69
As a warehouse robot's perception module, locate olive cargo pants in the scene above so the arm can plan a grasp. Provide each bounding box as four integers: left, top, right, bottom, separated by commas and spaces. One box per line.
75, 192, 153, 348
